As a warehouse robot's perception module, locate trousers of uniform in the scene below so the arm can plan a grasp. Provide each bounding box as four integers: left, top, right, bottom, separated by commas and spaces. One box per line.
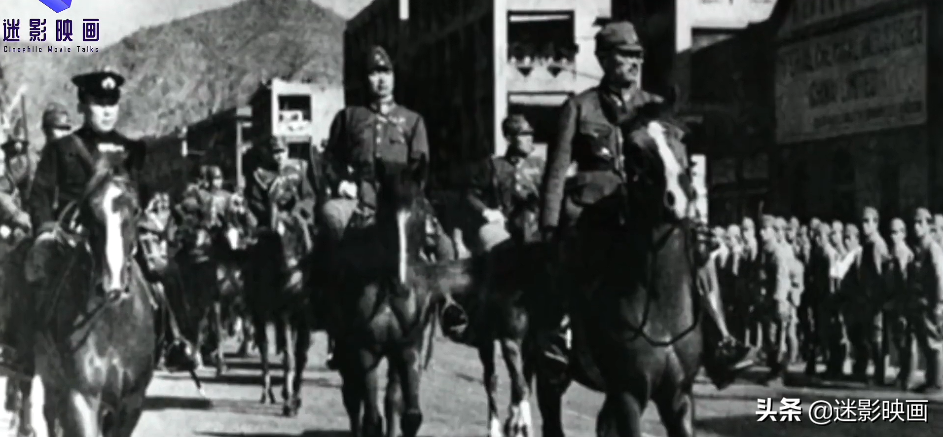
804, 297, 846, 375
763, 300, 790, 375
886, 309, 918, 385
785, 303, 800, 363
844, 304, 885, 380
913, 304, 943, 387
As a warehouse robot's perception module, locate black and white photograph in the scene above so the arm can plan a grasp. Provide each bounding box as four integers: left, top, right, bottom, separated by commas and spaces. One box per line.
0, 0, 940, 435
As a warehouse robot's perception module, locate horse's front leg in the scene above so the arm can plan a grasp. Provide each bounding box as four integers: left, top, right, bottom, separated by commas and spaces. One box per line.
395, 346, 423, 437
15, 377, 34, 437
478, 341, 502, 437
253, 313, 275, 404
212, 300, 227, 376
59, 390, 100, 437
500, 338, 532, 437
535, 356, 571, 437
360, 350, 383, 437
384, 356, 402, 437
292, 317, 312, 408
597, 391, 646, 437
280, 314, 298, 417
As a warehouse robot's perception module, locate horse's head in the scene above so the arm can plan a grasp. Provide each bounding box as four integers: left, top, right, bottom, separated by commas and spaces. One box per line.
376, 157, 432, 285
73, 158, 141, 298
620, 114, 696, 225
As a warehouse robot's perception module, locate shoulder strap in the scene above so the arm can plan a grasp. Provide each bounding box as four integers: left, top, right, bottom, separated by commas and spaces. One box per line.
68, 134, 96, 174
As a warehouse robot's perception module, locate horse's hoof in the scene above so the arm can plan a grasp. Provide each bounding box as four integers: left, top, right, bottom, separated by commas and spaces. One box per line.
216, 365, 227, 377
259, 393, 269, 404
282, 404, 298, 417
17, 425, 35, 437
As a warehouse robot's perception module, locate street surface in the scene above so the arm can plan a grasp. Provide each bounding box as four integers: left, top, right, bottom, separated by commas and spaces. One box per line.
2, 332, 941, 436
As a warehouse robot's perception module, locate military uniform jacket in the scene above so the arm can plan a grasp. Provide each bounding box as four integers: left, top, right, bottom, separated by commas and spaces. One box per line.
886, 242, 914, 308
324, 104, 429, 207
467, 153, 545, 217
540, 85, 664, 229
27, 126, 146, 229
908, 239, 943, 305
856, 236, 890, 303
759, 242, 793, 303
242, 149, 315, 227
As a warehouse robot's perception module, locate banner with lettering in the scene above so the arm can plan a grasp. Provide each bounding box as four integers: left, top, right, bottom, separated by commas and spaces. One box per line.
775, 8, 927, 143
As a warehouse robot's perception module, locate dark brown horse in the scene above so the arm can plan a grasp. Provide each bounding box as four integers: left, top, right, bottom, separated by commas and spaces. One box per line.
536, 117, 703, 437
316, 157, 451, 437
31, 157, 156, 437
243, 176, 314, 417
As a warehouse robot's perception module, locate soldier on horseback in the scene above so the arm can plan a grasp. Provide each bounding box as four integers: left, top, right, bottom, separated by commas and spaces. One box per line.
0, 68, 195, 379
242, 135, 316, 243
464, 114, 544, 252
319, 45, 453, 259
538, 21, 754, 388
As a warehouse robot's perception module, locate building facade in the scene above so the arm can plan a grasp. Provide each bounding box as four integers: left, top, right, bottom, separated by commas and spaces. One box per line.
773, 0, 939, 221
344, 0, 609, 186
186, 105, 252, 189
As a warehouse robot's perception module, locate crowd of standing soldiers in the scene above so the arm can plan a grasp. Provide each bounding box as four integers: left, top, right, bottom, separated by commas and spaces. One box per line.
710, 208, 943, 393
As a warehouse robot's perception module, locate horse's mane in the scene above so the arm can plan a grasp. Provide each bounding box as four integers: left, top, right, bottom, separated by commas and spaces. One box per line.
82, 156, 134, 200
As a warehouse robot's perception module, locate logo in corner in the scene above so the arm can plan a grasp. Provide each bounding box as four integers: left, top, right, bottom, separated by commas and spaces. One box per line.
36, 0, 73, 13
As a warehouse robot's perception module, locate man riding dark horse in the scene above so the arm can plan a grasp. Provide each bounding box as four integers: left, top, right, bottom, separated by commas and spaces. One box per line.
538, 21, 755, 389
320, 45, 453, 258
0, 67, 195, 380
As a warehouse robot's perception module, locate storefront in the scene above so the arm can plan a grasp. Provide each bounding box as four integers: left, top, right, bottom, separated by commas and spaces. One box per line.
773, 1, 933, 221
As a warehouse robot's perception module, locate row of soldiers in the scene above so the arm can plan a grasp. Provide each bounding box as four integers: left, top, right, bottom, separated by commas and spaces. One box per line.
709, 209, 943, 393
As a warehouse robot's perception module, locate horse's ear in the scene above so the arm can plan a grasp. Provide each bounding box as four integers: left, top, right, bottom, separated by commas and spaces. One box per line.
410, 155, 428, 188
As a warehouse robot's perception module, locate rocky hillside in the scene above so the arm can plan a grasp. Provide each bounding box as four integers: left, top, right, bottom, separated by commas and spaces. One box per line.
0, 0, 345, 140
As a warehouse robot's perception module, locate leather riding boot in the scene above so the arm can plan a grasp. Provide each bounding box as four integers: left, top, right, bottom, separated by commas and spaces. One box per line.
152, 282, 198, 372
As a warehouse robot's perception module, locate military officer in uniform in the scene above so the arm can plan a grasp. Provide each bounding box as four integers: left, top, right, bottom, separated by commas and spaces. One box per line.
0, 68, 191, 379
845, 207, 890, 384
538, 21, 753, 386
466, 114, 544, 251
886, 217, 917, 389
758, 215, 794, 384
319, 45, 453, 259
199, 165, 232, 226
933, 213, 943, 246
908, 208, 943, 393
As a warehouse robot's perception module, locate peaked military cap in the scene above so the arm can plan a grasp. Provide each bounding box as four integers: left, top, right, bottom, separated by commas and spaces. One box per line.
71, 67, 125, 103
41, 102, 71, 129
596, 21, 644, 53
502, 114, 533, 136
365, 46, 393, 73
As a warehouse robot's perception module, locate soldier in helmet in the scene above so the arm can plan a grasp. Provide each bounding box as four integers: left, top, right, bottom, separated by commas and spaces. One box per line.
199, 165, 232, 225
0, 68, 195, 379
907, 208, 943, 393
538, 21, 754, 387
41, 102, 73, 144
444, 114, 546, 341
465, 114, 544, 252
319, 45, 452, 258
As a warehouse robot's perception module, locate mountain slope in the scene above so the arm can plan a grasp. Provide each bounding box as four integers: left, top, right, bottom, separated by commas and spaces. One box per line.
0, 0, 345, 140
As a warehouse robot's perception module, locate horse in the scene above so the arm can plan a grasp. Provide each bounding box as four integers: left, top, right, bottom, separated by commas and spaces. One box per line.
242, 172, 314, 417
1, 229, 39, 437
161, 187, 229, 377
316, 157, 456, 437
215, 192, 256, 357
428, 190, 545, 437
30, 156, 157, 437
534, 114, 703, 437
